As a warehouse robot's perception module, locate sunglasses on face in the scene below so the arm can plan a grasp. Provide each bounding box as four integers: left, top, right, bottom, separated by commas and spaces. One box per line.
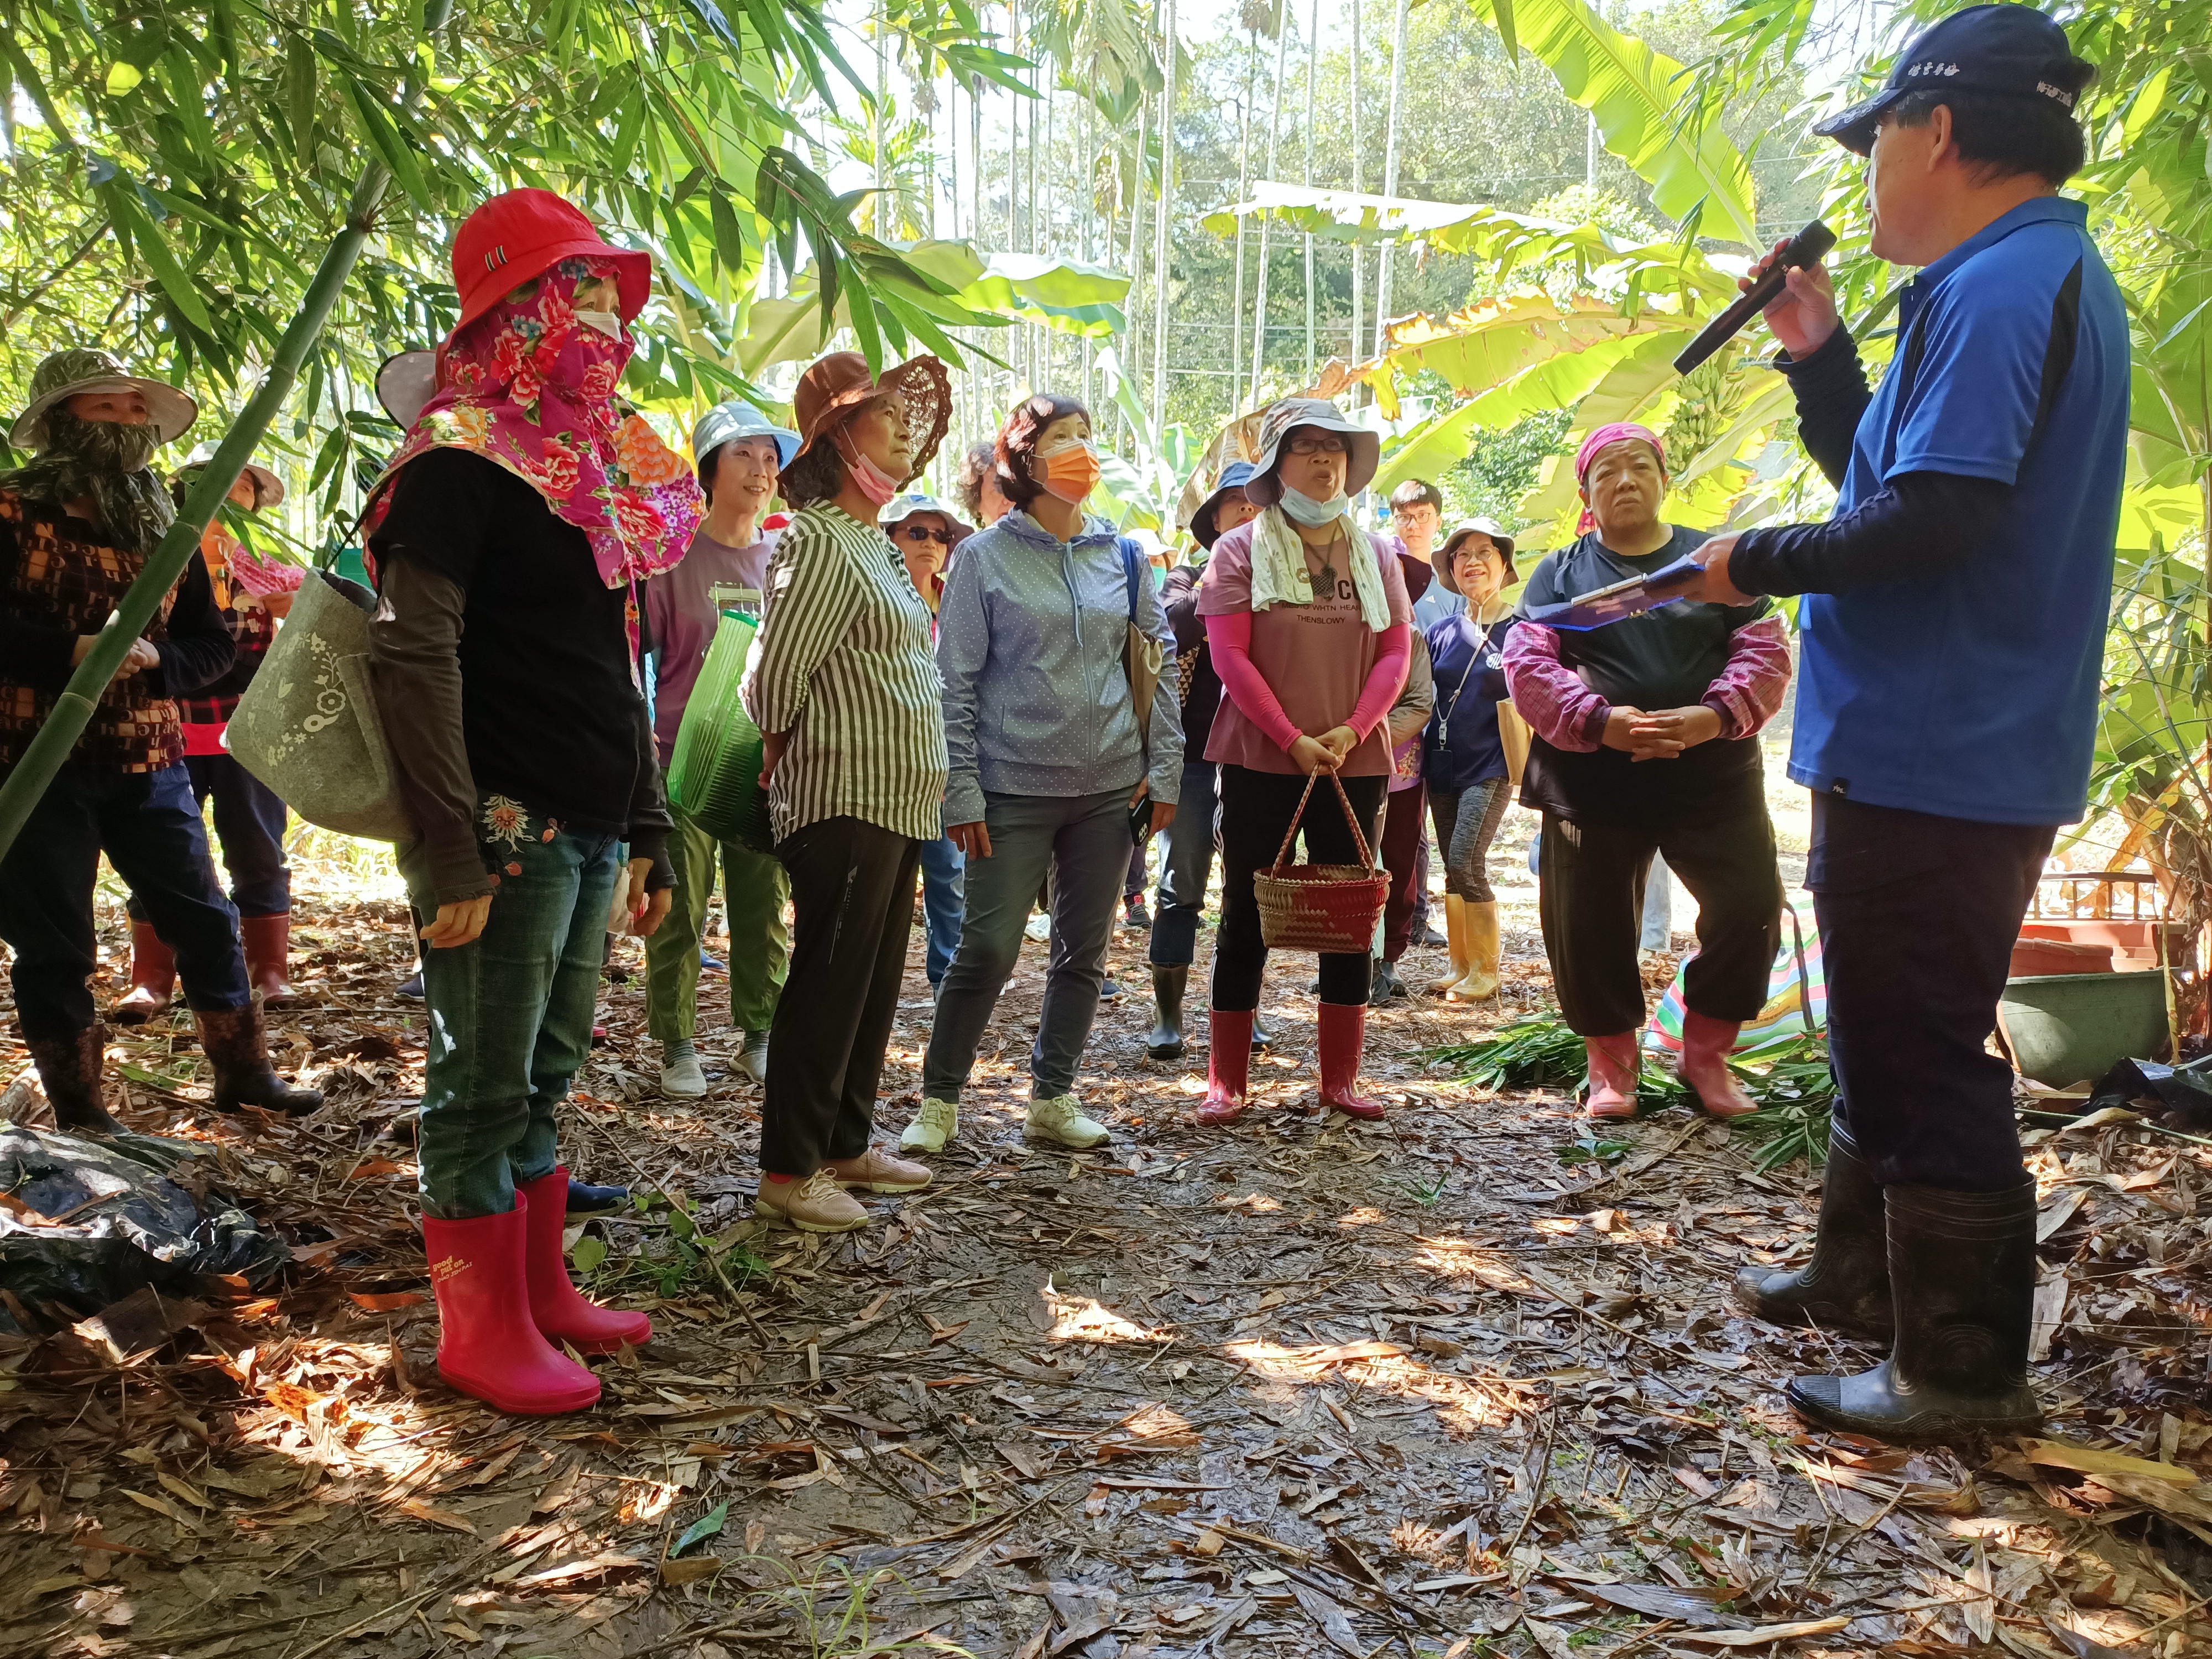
895, 525, 955, 546
1286, 435, 1349, 457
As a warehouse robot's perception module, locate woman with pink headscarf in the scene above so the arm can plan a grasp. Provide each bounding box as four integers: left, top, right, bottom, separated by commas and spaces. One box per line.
1501, 424, 1791, 1120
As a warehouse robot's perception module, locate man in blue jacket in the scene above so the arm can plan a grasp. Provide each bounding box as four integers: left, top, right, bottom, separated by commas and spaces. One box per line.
1691, 5, 2126, 1441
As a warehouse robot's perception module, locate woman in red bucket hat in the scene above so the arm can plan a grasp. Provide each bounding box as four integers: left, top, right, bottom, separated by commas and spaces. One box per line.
362, 189, 702, 1416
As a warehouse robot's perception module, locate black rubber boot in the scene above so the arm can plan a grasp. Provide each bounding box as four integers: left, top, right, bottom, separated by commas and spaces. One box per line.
1734, 1124, 1893, 1341
1147, 965, 1188, 1059
196, 1004, 324, 1117
1785, 1178, 2042, 1442
24, 1026, 124, 1136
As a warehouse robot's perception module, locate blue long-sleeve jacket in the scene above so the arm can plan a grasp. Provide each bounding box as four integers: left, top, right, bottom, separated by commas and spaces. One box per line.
936, 509, 1184, 827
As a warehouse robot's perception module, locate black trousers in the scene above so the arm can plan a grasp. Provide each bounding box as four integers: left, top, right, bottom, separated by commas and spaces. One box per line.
1212, 765, 1387, 1010
762, 816, 922, 1177
1811, 793, 2054, 1191
1537, 791, 1782, 1037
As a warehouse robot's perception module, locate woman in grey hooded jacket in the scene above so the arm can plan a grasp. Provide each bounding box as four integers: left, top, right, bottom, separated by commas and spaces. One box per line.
901, 394, 1184, 1155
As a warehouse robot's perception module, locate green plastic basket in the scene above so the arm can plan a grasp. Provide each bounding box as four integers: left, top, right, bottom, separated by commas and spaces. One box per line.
667, 608, 774, 854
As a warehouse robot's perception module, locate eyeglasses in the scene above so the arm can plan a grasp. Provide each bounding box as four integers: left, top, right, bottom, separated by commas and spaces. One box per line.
1286, 434, 1349, 457
895, 525, 956, 546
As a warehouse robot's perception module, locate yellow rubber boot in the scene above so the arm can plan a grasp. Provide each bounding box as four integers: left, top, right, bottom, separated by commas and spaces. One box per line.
1428, 894, 1470, 993
1448, 901, 1501, 1001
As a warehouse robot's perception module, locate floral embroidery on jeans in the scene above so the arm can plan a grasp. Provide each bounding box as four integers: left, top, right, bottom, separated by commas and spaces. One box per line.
482, 795, 530, 849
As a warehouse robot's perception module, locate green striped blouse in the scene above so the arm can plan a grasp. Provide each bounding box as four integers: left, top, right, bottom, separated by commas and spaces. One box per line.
740, 503, 948, 845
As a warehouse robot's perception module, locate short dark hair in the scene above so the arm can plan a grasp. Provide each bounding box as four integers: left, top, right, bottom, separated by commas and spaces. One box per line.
1389, 478, 1443, 513
697, 442, 726, 506
1890, 59, 2096, 187
778, 439, 846, 510
997, 394, 1090, 511
956, 440, 995, 521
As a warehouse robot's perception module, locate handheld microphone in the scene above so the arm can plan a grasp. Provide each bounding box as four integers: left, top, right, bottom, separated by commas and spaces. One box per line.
1671, 220, 1838, 375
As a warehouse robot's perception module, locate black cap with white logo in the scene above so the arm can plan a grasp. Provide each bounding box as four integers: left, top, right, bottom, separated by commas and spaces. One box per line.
1813, 4, 2083, 155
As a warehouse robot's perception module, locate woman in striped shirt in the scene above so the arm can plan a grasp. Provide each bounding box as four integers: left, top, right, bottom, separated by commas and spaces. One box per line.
740, 350, 953, 1235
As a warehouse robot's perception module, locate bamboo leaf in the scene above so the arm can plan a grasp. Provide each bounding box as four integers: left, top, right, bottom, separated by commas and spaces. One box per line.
106, 185, 215, 331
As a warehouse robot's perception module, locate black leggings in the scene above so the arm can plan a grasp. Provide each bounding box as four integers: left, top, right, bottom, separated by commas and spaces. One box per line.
1212, 765, 1388, 1011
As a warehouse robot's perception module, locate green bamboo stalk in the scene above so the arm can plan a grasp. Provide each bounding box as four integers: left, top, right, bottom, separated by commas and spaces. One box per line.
0, 161, 392, 863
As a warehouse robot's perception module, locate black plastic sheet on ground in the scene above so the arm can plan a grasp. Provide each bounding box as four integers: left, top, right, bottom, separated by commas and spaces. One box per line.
2088, 1054, 2212, 1119
0, 1120, 289, 1326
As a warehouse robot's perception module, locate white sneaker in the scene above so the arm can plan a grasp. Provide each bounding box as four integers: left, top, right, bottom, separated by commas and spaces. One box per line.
1025, 1094, 1110, 1149
734, 1031, 769, 1085
1024, 914, 1051, 942
659, 1049, 707, 1099
901, 1096, 958, 1153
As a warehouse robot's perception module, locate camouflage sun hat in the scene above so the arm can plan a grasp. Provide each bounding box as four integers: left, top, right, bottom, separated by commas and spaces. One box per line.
11, 347, 197, 451
692, 399, 801, 476
182, 439, 286, 508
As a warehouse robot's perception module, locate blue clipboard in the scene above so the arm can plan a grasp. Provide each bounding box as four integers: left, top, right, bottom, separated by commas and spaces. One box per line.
1524, 555, 1704, 632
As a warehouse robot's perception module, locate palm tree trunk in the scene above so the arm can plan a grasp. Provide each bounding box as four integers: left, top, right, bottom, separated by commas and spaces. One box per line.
1230, 31, 1253, 403
1375, 0, 1410, 356
1149, 0, 1177, 442
1348, 0, 1363, 378
1250, 8, 1289, 404
1303, 0, 1319, 385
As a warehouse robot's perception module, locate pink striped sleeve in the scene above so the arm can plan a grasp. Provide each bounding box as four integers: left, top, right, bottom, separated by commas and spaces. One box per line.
1502, 622, 1611, 753
1700, 614, 1793, 740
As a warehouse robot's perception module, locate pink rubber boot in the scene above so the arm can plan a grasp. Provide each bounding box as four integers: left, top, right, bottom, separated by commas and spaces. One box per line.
1318, 1003, 1386, 1121
518, 1167, 653, 1354
423, 1200, 601, 1415
1197, 1009, 1254, 1125
1679, 1010, 1760, 1118
1584, 1032, 1640, 1119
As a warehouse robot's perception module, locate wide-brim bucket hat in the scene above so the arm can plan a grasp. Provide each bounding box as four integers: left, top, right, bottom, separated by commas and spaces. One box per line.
1191, 459, 1260, 550
1436, 518, 1519, 596
11, 347, 197, 450
791, 350, 952, 488
1245, 397, 1380, 508
375, 351, 437, 430
693, 399, 801, 476
182, 439, 285, 507
882, 492, 975, 545
452, 189, 651, 335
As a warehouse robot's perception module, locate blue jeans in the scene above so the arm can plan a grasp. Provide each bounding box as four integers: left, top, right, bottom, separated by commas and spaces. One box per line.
126, 752, 293, 922
919, 834, 966, 986
414, 816, 621, 1219
0, 763, 251, 1040
1149, 758, 1218, 967
924, 789, 1129, 1100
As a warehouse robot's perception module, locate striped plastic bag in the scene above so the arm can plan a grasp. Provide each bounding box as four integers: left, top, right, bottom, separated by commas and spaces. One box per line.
667, 607, 774, 854
1643, 896, 1825, 1058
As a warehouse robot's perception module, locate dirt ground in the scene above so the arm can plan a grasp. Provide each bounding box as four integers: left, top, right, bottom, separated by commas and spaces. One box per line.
3, 800, 2211, 1659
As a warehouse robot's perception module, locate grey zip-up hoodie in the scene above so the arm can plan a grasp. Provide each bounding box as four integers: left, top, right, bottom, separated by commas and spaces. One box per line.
936, 508, 1184, 827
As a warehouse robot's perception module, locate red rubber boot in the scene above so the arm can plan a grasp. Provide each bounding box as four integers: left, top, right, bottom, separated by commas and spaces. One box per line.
1583, 1032, 1640, 1119
423, 1198, 601, 1415
1679, 1010, 1760, 1119
1197, 1009, 1254, 1125
111, 921, 175, 1025
518, 1167, 653, 1354
1318, 1003, 1386, 1121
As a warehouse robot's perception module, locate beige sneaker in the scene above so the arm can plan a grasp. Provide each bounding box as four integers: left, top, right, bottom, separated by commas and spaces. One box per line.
754, 1168, 869, 1233
825, 1146, 933, 1194
900, 1096, 957, 1153
1025, 1094, 1110, 1149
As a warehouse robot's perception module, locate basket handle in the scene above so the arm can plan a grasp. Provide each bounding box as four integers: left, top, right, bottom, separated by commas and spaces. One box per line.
1270, 768, 1378, 875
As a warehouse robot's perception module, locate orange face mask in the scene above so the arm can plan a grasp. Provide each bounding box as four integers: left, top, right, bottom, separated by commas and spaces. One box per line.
1036, 440, 1100, 504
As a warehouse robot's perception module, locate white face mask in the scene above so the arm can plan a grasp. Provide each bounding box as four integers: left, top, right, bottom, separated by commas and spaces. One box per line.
1279, 485, 1349, 528
573, 309, 624, 341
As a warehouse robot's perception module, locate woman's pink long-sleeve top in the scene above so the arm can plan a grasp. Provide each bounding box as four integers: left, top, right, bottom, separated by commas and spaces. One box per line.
1503, 614, 1792, 751
1193, 519, 1415, 775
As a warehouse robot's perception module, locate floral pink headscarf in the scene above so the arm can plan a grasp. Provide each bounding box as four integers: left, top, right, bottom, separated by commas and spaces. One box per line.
1572, 422, 1666, 535
364, 256, 702, 592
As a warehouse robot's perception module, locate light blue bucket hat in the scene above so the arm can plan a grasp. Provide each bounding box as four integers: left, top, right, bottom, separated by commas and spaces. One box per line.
692, 399, 800, 481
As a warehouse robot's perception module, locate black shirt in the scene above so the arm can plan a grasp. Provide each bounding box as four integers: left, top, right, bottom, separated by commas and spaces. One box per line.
368, 447, 667, 900
1517, 524, 1771, 825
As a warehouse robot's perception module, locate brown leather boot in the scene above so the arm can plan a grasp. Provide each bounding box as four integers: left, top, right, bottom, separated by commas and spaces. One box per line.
194, 1004, 322, 1116
110, 920, 176, 1025
241, 913, 299, 1009
23, 1026, 124, 1135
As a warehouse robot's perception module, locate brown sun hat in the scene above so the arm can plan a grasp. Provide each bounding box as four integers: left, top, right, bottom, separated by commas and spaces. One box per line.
1436, 519, 1519, 596
791, 350, 952, 487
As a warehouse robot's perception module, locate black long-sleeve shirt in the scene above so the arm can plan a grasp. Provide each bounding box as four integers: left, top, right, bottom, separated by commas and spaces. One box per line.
1726, 327, 2013, 599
